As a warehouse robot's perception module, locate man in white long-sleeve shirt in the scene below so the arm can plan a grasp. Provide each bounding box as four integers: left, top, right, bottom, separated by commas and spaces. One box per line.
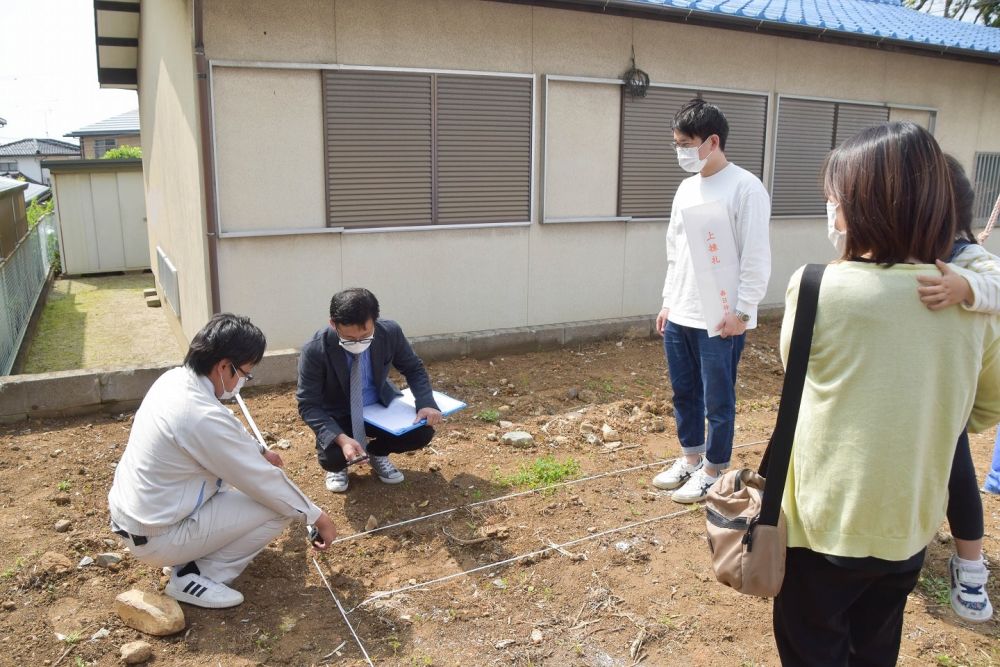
650, 99, 771, 504
108, 314, 338, 608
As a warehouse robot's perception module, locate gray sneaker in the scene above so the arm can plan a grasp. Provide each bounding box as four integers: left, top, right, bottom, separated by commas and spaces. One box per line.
370, 456, 404, 484
325, 470, 349, 493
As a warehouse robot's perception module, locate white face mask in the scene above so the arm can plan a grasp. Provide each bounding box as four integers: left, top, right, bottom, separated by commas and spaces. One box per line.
218, 363, 247, 400
338, 335, 374, 355
826, 201, 846, 255
676, 139, 712, 173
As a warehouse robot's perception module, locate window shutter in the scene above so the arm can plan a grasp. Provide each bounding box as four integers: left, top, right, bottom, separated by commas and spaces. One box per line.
435, 75, 532, 224
701, 91, 767, 181
973, 152, 1000, 226
771, 98, 835, 217
323, 71, 432, 228
834, 103, 889, 146
619, 87, 695, 219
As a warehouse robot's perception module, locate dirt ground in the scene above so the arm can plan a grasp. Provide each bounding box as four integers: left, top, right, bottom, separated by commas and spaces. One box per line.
1, 314, 999, 666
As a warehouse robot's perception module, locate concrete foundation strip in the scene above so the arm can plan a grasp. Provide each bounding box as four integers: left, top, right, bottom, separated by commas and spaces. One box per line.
312, 556, 375, 666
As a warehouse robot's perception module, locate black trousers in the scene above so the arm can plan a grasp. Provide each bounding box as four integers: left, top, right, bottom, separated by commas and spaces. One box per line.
316, 419, 435, 472
947, 429, 983, 541
773, 548, 921, 667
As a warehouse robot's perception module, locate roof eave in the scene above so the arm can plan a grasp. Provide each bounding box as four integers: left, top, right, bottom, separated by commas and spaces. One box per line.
501, 0, 1000, 66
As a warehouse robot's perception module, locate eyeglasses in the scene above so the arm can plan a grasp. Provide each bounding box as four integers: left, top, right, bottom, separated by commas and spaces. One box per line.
338, 335, 374, 349
231, 363, 254, 382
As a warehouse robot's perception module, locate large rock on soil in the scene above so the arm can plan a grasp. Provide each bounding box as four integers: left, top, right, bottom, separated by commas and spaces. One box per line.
501, 431, 534, 448
38, 552, 73, 576
114, 590, 185, 636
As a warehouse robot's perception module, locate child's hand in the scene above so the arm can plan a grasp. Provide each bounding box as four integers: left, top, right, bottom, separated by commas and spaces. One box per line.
916, 260, 973, 310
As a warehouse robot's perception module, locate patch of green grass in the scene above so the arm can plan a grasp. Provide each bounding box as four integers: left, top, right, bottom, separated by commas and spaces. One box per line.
470, 489, 483, 501
936, 655, 961, 667
57, 480, 71, 492
73, 658, 87, 667
63, 631, 83, 645
1, 556, 26, 579
918, 574, 951, 606
278, 615, 297, 633
475, 408, 500, 422
494, 456, 581, 489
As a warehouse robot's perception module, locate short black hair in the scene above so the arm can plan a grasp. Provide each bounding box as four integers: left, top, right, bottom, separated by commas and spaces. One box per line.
945, 155, 977, 245
329, 288, 380, 326
672, 99, 729, 151
184, 313, 266, 376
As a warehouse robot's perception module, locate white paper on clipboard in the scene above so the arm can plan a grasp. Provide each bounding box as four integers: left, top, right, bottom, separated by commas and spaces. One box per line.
681, 200, 739, 338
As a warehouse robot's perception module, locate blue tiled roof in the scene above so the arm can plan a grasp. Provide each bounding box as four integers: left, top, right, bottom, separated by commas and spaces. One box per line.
619, 0, 1000, 56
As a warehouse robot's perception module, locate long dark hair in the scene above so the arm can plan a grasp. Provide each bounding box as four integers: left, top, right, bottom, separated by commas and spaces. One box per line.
823, 121, 955, 264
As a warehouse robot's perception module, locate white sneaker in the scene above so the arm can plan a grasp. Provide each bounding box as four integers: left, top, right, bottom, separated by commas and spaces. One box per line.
652, 457, 704, 490
370, 456, 404, 484
325, 470, 349, 493
671, 467, 718, 504
165, 572, 244, 609
950, 555, 994, 622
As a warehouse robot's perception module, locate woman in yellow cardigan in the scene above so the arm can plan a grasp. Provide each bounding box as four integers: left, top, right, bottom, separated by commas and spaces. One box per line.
773, 121, 1000, 666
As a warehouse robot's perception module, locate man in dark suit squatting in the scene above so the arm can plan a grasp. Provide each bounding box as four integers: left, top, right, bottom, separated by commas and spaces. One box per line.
297, 288, 442, 493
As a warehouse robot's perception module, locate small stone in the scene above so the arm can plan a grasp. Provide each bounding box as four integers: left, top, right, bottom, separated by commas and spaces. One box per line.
50, 449, 63, 458
603, 441, 622, 451
54, 519, 72, 533
77, 557, 94, 569
614, 540, 633, 553
260, 431, 277, 444
649, 419, 666, 433
551, 436, 570, 446
102, 539, 117, 548
486, 433, 498, 442
530, 628, 543, 644
478, 525, 509, 539
38, 552, 73, 576
578, 389, 598, 403
90, 627, 110, 641
498, 420, 514, 429
935, 530, 953, 545
565, 387, 580, 400
120, 640, 153, 664
52, 496, 71, 506
584, 433, 602, 447
2, 601, 15, 611
428, 462, 442, 472
275, 439, 291, 450
95, 553, 123, 568
601, 424, 620, 441
501, 431, 534, 449
418, 500, 430, 508
365, 515, 379, 532
579, 421, 596, 434
496, 639, 516, 649
492, 578, 507, 589
497, 405, 512, 415
114, 590, 185, 636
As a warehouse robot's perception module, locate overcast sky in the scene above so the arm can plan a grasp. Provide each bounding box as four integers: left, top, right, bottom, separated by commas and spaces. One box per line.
0, 0, 138, 145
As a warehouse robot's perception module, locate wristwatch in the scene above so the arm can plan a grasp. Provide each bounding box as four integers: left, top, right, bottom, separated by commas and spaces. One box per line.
734, 310, 751, 323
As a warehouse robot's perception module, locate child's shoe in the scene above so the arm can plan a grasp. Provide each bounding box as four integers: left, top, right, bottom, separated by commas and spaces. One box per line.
949, 554, 993, 622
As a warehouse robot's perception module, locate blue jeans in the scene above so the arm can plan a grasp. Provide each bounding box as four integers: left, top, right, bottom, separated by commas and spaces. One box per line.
663, 320, 746, 469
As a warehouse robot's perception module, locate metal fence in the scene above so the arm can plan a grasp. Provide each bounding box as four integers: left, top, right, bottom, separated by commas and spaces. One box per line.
0, 213, 58, 375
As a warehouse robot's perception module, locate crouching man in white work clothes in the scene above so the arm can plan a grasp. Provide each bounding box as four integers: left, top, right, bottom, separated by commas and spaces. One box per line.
108, 313, 338, 609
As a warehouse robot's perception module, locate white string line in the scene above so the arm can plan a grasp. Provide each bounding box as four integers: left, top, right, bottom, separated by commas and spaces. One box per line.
312, 556, 375, 666
328, 438, 769, 546
345, 506, 695, 614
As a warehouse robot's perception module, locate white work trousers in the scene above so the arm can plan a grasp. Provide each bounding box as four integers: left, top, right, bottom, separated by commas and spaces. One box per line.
128, 489, 293, 584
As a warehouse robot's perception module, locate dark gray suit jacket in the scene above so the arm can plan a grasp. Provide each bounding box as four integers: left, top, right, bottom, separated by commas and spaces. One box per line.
296, 319, 438, 450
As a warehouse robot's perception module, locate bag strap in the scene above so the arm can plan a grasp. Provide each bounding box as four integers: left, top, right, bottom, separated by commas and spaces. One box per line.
757, 263, 826, 527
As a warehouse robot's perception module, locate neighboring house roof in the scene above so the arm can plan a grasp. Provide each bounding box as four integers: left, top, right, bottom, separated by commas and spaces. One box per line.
65, 109, 140, 138
542, 0, 1000, 62
0, 171, 43, 185
0, 138, 80, 157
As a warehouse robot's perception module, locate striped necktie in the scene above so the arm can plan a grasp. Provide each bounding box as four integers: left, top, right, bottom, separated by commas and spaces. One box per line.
349, 353, 367, 447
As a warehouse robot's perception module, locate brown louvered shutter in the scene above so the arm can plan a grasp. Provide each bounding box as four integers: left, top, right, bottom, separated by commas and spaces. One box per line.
619, 87, 695, 219
435, 75, 532, 224
771, 98, 836, 217
323, 71, 432, 228
701, 91, 767, 180
834, 103, 889, 146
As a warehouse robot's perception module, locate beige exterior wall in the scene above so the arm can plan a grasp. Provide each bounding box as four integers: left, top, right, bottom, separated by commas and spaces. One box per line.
81, 134, 142, 159
139, 0, 211, 343
189, 0, 1000, 348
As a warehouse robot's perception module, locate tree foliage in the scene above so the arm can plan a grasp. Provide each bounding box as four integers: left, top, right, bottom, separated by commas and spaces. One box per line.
904, 0, 1000, 27
100, 145, 142, 160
